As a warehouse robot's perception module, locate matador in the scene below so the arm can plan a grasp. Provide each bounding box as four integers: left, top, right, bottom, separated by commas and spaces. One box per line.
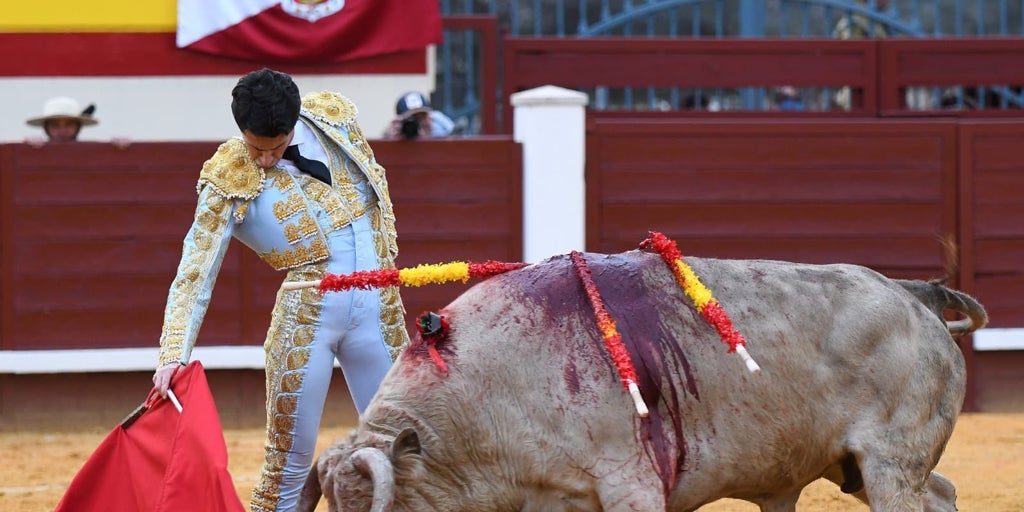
152, 69, 408, 512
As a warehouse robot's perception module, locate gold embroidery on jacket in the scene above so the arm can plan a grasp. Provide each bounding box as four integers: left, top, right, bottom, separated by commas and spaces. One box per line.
281, 214, 319, 245
298, 215, 318, 238
309, 238, 328, 260
272, 192, 304, 223
303, 120, 374, 233
258, 238, 332, 270
274, 174, 295, 192
283, 224, 301, 244
349, 124, 376, 160
300, 93, 399, 260
233, 202, 249, 224
158, 187, 235, 366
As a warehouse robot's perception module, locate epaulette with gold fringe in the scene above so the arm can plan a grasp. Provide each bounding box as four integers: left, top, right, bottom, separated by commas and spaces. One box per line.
197, 138, 266, 200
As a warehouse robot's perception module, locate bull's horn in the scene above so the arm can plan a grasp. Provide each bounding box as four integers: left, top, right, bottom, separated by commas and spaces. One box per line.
295, 459, 323, 512
350, 447, 395, 512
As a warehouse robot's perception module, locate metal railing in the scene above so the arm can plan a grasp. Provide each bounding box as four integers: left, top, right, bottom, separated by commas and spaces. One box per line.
436, 0, 1024, 133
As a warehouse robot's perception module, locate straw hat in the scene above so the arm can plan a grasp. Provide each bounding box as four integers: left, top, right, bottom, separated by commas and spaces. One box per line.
25, 96, 98, 127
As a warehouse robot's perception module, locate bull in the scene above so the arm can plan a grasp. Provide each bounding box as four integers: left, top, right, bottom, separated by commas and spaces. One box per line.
298, 248, 986, 511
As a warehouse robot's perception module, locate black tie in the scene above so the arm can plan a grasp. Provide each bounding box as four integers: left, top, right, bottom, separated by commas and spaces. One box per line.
283, 145, 332, 185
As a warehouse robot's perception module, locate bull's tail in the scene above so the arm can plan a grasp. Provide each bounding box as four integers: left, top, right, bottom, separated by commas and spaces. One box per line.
895, 279, 989, 337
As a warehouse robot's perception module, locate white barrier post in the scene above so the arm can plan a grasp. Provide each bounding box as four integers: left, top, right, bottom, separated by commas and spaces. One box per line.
511, 85, 589, 263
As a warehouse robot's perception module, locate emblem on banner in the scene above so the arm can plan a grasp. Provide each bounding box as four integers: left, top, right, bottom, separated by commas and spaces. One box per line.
281, 0, 345, 22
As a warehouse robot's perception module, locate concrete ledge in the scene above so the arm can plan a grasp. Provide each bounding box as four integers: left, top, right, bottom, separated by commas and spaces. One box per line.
973, 328, 1024, 351
0, 346, 267, 374
3, 329, 1019, 374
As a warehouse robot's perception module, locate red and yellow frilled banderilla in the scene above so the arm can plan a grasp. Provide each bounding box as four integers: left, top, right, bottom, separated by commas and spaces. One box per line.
280, 260, 529, 293
570, 251, 650, 417
641, 231, 761, 373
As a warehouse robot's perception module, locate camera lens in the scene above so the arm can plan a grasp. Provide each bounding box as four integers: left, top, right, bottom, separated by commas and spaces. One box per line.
401, 117, 420, 139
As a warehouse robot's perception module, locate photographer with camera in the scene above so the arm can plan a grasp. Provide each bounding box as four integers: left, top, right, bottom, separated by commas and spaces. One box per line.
385, 91, 454, 140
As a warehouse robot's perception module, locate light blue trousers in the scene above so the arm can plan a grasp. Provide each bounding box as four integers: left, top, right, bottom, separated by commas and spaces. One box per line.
253, 213, 396, 512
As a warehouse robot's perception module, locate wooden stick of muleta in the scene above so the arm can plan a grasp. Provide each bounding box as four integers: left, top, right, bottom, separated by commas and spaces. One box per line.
167, 389, 184, 413
281, 280, 320, 291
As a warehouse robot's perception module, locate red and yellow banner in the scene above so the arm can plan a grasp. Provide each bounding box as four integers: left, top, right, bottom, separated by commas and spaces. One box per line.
0, 0, 177, 32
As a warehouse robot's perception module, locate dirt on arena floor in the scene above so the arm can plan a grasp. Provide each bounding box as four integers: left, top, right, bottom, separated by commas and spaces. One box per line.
2, 413, 1021, 511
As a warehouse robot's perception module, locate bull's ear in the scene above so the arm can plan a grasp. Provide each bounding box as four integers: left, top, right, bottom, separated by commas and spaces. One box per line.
391, 428, 421, 459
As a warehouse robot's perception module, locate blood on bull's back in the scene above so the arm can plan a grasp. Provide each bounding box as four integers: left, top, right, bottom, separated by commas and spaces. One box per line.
301, 248, 982, 512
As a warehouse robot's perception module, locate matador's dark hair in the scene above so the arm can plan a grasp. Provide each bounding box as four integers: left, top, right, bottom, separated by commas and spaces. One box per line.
231, 68, 301, 137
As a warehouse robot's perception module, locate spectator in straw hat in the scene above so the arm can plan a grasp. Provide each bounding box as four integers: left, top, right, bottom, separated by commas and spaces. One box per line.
25, 96, 98, 143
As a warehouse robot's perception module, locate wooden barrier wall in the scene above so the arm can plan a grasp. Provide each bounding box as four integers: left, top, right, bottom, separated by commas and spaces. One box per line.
586, 117, 1024, 411
502, 38, 878, 131
878, 39, 1024, 115
956, 122, 1024, 410
502, 38, 1024, 131
586, 118, 957, 278
497, 35, 1024, 411
0, 138, 522, 352
1, 120, 1022, 412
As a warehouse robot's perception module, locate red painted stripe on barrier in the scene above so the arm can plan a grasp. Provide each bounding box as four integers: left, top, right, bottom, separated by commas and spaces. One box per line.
0, 32, 426, 77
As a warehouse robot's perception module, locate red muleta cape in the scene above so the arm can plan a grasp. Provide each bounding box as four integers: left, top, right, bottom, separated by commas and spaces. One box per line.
55, 361, 244, 512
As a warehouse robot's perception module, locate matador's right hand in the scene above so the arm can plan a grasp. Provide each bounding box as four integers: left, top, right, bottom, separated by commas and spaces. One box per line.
152, 361, 182, 398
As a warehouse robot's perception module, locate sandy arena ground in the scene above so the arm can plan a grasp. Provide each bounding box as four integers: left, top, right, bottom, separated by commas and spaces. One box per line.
2, 413, 1022, 511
